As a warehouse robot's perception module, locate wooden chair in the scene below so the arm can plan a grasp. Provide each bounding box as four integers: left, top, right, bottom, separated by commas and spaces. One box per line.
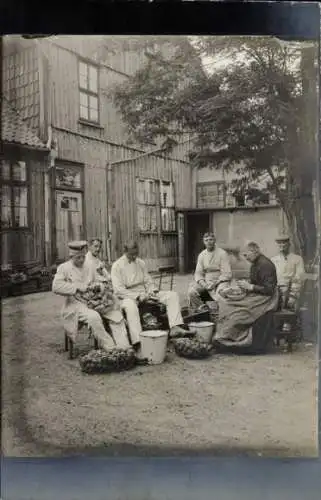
273, 279, 307, 352
155, 265, 175, 291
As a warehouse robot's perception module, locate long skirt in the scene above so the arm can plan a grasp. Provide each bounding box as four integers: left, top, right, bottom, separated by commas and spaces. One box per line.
214, 290, 279, 354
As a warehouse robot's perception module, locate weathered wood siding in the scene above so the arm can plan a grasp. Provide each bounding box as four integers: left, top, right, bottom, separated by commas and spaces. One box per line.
2, 37, 40, 132
52, 129, 110, 258
112, 155, 193, 270
43, 37, 193, 161
1, 157, 45, 267
55, 127, 193, 269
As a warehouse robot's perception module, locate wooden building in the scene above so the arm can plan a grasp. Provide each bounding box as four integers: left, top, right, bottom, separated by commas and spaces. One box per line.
1, 96, 49, 269
2, 35, 193, 270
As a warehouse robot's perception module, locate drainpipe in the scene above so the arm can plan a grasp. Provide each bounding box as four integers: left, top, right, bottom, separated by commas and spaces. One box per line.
106, 163, 113, 264
36, 40, 51, 267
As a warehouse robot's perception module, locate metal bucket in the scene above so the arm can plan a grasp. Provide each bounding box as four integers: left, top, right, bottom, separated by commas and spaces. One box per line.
140, 330, 168, 365
188, 321, 214, 343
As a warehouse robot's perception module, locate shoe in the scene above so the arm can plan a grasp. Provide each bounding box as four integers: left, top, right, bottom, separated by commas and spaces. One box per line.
132, 341, 141, 352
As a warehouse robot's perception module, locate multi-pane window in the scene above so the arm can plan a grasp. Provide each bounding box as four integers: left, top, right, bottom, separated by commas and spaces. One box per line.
1, 160, 29, 228
196, 181, 225, 208
79, 60, 99, 123
136, 179, 157, 232
136, 178, 176, 233
160, 181, 176, 231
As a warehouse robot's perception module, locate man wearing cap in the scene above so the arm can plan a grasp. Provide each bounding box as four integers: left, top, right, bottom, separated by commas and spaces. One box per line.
271, 231, 305, 312
111, 241, 195, 350
188, 232, 232, 311
52, 240, 126, 351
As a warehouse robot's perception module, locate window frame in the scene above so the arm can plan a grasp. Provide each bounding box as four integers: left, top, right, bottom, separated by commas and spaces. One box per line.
78, 59, 100, 125
1, 159, 30, 230
160, 180, 176, 233
136, 178, 158, 234
196, 181, 226, 209
136, 177, 177, 235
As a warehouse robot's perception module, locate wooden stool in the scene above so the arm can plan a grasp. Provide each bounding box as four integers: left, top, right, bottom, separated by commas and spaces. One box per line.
64, 322, 99, 360
273, 309, 302, 352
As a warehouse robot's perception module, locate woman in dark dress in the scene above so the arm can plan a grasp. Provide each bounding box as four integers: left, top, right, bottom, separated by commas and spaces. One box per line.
214, 241, 279, 354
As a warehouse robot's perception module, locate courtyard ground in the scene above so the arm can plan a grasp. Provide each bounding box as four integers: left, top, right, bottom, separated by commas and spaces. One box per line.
2, 274, 318, 457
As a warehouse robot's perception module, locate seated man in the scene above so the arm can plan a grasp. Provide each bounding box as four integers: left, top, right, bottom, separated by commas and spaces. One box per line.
85, 238, 110, 280
214, 241, 279, 354
111, 241, 195, 349
52, 240, 128, 351
84, 237, 131, 348
188, 232, 232, 311
271, 231, 305, 311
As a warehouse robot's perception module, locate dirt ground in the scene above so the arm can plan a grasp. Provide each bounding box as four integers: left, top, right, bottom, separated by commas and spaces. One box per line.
2, 275, 318, 457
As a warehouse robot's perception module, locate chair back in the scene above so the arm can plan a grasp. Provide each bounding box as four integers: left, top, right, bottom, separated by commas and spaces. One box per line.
155, 265, 176, 291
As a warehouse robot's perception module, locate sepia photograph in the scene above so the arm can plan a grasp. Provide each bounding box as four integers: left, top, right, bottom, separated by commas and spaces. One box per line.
1, 34, 319, 458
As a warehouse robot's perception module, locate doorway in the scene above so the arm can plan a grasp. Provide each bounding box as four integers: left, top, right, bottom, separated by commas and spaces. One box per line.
55, 190, 84, 261
186, 212, 211, 272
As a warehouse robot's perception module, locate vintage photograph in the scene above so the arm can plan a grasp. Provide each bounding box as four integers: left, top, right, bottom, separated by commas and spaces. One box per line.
1, 35, 319, 457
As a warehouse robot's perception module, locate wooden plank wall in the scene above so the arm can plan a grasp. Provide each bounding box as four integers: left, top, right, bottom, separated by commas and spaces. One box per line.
53, 129, 110, 259
1, 158, 45, 267
44, 37, 194, 268
44, 37, 193, 162
113, 155, 193, 270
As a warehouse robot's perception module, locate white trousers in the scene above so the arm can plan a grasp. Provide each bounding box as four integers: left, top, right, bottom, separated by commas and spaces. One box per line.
120, 290, 184, 344
78, 307, 115, 351
108, 319, 131, 349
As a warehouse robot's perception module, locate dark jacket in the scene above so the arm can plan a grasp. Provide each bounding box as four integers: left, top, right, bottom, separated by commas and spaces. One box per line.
250, 254, 277, 296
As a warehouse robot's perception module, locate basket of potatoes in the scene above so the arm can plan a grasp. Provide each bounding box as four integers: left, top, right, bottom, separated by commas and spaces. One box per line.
79, 347, 136, 374
173, 337, 213, 360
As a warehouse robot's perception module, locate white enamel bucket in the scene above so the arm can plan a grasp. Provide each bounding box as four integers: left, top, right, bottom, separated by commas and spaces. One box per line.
188, 321, 214, 343
140, 330, 168, 365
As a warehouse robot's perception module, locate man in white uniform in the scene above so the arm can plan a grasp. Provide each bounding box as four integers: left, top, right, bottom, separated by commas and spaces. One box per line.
84, 237, 131, 348
85, 238, 110, 280
111, 241, 194, 346
52, 240, 117, 351
188, 232, 232, 311
271, 231, 305, 310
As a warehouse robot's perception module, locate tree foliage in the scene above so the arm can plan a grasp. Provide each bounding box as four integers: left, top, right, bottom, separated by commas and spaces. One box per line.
112, 36, 318, 260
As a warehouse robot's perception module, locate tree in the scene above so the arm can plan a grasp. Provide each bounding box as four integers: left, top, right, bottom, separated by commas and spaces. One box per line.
112, 36, 318, 262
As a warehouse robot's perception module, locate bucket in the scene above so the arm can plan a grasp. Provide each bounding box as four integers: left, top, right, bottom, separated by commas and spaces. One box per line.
188, 321, 214, 343
140, 330, 169, 365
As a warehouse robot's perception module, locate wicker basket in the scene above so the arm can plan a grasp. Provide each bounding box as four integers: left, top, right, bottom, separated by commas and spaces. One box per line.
79, 347, 136, 374
173, 338, 213, 360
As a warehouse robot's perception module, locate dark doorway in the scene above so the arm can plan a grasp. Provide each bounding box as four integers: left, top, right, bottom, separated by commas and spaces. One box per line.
186, 212, 211, 272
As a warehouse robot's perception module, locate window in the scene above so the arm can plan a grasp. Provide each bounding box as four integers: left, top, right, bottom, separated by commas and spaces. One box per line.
196, 182, 225, 208
136, 179, 157, 232
1, 160, 29, 228
160, 181, 176, 232
79, 60, 99, 123
136, 178, 176, 233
